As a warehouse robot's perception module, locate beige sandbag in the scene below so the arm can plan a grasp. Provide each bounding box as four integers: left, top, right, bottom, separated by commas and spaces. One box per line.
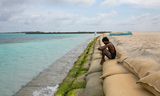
124, 57, 160, 78
116, 46, 128, 62
137, 71, 160, 96
123, 61, 138, 77
93, 49, 101, 54
92, 52, 102, 60
87, 59, 102, 74
100, 59, 128, 79
95, 38, 100, 46
93, 39, 101, 55
103, 74, 154, 96
83, 72, 104, 96
94, 44, 100, 49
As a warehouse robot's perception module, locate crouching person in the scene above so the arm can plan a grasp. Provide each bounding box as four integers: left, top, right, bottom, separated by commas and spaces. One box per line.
98, 37, 116, 64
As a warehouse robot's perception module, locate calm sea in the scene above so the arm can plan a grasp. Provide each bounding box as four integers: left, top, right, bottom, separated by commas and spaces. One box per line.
0, 33, 93, 96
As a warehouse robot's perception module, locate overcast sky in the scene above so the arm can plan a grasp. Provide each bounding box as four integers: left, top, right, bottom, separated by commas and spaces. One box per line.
0, 0, 160, 32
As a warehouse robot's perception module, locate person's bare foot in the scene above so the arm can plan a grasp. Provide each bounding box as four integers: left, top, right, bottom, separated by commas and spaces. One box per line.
100, 59, 105, 65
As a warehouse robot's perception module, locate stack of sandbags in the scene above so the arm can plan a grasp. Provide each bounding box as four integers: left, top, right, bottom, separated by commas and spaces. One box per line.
87, 59, 102, 74
137, 71, 160, 96
122, 57, 160, 96
102, 59, 154, 96
87, 38, 102, 74
82, 37, 104, 96
103, 74, 154, 96
100, 36, 154, 96
123, 57, 160, 78
82, 72, 104, 96
100, 59, 128, 79
116, 46, 128, 61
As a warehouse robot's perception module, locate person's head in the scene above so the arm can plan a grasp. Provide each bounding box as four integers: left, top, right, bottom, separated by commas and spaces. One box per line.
102, 37, 109, 44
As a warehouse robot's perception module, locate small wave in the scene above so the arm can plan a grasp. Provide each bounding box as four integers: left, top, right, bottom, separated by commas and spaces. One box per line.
32, 85, 59, 96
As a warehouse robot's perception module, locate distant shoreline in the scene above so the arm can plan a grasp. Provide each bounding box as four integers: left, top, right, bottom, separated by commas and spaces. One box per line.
0, 31, 111, 34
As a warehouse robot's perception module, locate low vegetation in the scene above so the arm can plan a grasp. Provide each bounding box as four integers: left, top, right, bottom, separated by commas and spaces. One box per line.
55, 38, 97, 96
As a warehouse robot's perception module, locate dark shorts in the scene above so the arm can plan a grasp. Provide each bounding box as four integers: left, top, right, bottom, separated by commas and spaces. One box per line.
111, 52, 116, 59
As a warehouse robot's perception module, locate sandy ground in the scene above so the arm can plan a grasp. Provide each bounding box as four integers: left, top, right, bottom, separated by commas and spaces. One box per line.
112, 32, 160, 63
14, 39, 92, 96
101, 32, 160, 96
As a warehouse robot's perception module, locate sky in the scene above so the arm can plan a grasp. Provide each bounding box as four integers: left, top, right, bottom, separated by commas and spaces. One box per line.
0, 0, 160, 32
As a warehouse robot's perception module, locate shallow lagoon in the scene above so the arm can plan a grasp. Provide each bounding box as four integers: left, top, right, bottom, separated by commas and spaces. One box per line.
0, 33, 93, 96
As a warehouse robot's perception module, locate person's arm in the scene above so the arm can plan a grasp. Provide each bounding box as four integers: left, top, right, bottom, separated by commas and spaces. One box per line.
98, 45, 108, 50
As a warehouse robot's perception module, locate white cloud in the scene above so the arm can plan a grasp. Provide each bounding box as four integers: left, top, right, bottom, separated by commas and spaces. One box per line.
101, 0, 160, 8
46, 0, 95, 6
0, 10, 117, 32
67, 0, 95, 6
1, 8, 160, 32
117, 14, 160, 32
0, 0, 160, 32
0, 0, 96, 22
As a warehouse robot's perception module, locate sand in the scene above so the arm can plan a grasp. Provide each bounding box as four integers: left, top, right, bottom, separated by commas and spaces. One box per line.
14, 39, 92, 96
101, 32, 160, 96
113, 32, 160, 63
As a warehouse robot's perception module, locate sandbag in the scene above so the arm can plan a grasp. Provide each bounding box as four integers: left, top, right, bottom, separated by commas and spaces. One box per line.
92, 52, 102, 60
124, 57, 160, 78
93, 49, 101, 54
100, 59, 128, 79
103, 74, 154, 96
137, 71, 160, 96
87, 59, 102, 74
95, 39, 100, 46
123, 60, 139, 77
116, 46, 128, 62
92, 38, 102, 59
83, 72, 104, 96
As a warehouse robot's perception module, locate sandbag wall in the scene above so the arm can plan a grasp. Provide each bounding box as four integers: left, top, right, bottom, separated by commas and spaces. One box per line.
100, 34, 154, 96
82, 37, 104, 96
113, 34, 160, 96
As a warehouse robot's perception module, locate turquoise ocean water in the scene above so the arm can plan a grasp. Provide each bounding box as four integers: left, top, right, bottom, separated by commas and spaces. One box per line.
0, 33, 93, 96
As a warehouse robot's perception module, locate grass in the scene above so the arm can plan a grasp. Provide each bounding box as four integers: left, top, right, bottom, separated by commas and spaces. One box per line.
55, 38, 97, 96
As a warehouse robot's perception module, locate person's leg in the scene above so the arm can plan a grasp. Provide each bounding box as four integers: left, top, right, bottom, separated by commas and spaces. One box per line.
100, 49, 112, 65
103, 49, 112, 59
100, 51, 105, 65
